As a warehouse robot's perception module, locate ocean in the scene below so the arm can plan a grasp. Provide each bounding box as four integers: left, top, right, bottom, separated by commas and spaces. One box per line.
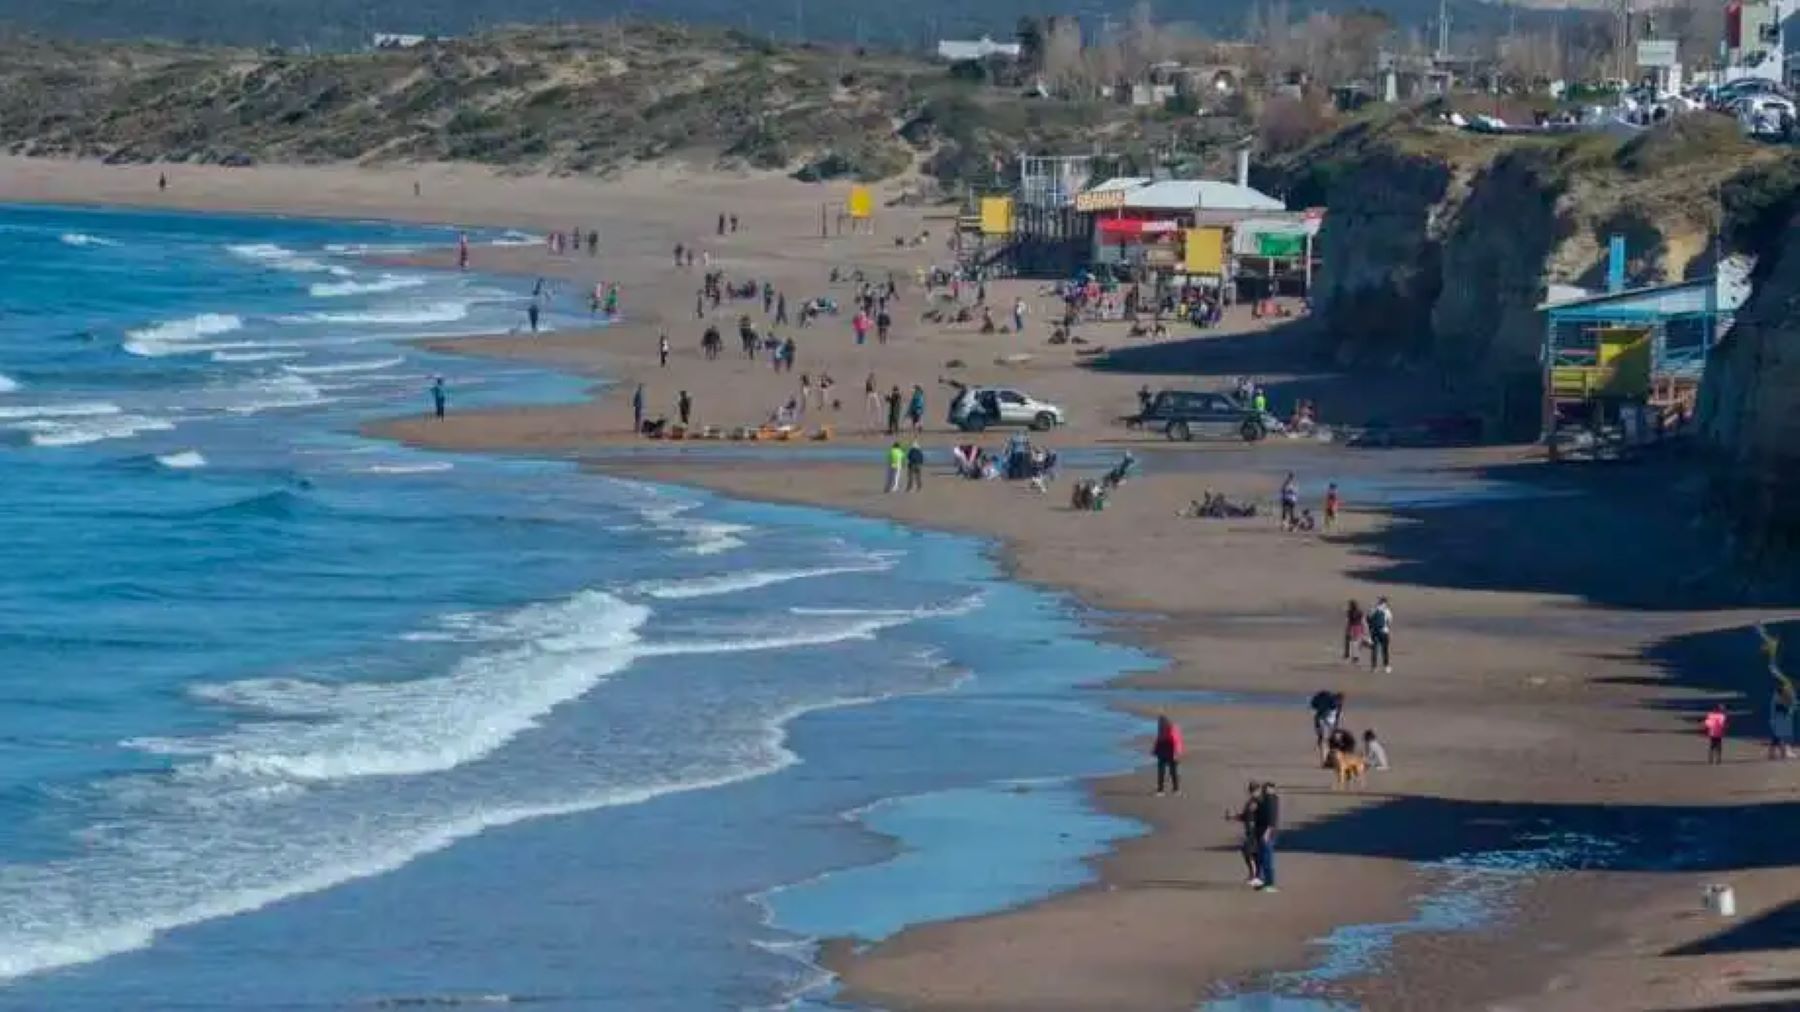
0, 204, 1146, 1009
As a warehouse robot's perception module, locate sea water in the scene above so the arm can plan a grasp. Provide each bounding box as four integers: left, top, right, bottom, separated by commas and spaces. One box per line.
0, 205, 1145, 1008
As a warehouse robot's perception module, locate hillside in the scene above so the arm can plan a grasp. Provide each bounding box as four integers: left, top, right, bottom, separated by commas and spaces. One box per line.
0, 25, 1225, 186
0, 0, 1577, 52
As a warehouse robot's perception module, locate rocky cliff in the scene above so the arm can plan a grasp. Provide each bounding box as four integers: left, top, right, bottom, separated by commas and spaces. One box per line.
1698, 160, 1800, 557
1286, 110, 1769, 435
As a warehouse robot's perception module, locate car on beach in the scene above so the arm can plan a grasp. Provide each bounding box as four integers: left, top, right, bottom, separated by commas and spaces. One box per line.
948, 386, 1066, 432
1129, 389, 1278, 442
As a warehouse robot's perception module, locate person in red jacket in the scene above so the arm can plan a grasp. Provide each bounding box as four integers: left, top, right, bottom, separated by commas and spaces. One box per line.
1153, 715, 1184, 795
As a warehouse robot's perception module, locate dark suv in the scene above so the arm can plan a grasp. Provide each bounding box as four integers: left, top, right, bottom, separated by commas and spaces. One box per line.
1130, 390, 1274, 442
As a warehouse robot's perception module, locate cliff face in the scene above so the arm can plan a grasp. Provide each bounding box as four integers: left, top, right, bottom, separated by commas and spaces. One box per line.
1699, 200, 1800, 555
1288, 111, 1769, 436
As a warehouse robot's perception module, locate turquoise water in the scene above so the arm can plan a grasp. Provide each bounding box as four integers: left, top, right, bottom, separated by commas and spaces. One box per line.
0, 204, 1148, 1008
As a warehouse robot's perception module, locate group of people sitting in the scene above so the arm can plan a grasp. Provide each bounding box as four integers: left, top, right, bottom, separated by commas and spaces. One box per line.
1070, 452, 1136, 511
952, 434, 1058, 484
1182, 490, 1259, 519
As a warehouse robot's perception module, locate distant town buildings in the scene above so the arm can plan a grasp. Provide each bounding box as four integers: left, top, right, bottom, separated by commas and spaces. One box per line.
371, 32, 432, 50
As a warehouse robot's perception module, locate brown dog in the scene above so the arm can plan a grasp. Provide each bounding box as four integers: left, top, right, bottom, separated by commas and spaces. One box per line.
1327, 748, 1366, 790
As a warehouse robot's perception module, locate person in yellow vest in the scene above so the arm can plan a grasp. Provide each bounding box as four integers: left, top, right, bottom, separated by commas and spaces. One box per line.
885, 441, 904, 494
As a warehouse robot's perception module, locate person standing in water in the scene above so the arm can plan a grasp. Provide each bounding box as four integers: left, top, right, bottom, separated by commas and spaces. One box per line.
456, 233, 470, 271
527, 300, 541, 333
1152, 715, 1183, 795
431, 377, 447, 419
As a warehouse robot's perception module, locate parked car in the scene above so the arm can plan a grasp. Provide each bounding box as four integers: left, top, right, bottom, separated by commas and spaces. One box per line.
1129, 389, 1277, 442
948, 386, 1065, 432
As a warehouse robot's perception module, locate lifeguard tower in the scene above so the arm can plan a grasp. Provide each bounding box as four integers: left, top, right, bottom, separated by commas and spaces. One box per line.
1538, 238, 1742, 457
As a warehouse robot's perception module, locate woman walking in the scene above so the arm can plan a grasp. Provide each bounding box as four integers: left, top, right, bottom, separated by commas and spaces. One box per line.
1343, 599, 1367, 663
1152, 715, 1183, 795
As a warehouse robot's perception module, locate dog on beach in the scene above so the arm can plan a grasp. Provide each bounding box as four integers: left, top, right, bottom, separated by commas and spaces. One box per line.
1326, 748, 1366, 790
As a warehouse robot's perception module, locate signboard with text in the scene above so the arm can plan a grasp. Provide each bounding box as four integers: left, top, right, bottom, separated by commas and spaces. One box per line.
1637, 40, 1678, 67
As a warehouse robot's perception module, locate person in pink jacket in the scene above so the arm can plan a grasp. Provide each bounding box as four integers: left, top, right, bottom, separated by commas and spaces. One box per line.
1153, 715, 1184, 795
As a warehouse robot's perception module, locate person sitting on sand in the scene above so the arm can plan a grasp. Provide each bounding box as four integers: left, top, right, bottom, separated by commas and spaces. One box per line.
1363, 730, 1390, 770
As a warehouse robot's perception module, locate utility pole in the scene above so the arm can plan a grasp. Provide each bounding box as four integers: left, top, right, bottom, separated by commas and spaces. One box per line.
1435, 0, 1451, 60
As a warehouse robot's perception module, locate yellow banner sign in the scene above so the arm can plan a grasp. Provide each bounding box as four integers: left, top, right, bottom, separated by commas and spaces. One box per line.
1074, 188, 1128, 213
1185, 227, 1224, 274
979, 197, 1014, 235
848, 185, 873, 219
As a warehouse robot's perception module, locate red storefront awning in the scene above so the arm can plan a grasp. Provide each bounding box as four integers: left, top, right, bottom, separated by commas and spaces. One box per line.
1098, 218, 1181, 238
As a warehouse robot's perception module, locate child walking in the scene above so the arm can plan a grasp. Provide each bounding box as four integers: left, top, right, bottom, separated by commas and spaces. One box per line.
1704, 704, 1727, 765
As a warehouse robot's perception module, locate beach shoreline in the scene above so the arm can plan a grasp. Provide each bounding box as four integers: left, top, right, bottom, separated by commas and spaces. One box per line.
8, 157, 1800, 1011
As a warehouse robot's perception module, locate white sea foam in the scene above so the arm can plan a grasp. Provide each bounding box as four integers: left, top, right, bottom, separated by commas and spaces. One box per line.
154, 450, 207, 470
17, 414, 176, 447
0, 373, 18, 393
123, 313, 244, 357
634, 559, 895, 601
360, 462, 454, 475
226, 243, 348, 276
283, 356, 405, 376
210, 349, 304, 363
59, 232, 118, 248
638, 598, 980, 657
489, 230, 540, 246
308, 275, 428, 299
293, 302, 473, 326
636, 499, 753, 556
157, 590, 650, 781
221, 374, 327, 415
0, 401, 120, 421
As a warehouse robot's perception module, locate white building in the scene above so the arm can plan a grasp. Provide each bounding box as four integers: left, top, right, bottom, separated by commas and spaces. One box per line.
936, 36, 1023, 63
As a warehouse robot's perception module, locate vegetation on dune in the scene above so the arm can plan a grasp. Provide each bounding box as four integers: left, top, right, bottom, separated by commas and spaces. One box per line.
0, 23, 1237, 188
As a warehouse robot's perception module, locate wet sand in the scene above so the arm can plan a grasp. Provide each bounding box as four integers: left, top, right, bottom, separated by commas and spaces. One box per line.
8, 157, 1800, 1011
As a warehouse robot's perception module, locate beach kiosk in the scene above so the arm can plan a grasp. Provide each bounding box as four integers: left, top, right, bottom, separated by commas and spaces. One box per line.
1538, 265, 1741, 455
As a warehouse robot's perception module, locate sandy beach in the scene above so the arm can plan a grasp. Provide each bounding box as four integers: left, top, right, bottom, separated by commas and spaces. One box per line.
9, 156, 1800, 1010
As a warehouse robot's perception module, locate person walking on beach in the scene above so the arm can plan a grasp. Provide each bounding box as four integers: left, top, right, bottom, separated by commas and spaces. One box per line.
907, 385, 926, 435
659, 333, 670, 368
678, 390, 692, 427
1324, 482, 1342, 531
158, 172, 168, 193
730, 213, 740, 233
1279, 473, 1299, 530
865, 374, 881, 429
431, 377, 447, 419
781, 336, 798, 375
876, 306, 892, 344
1343, 600, 1367, 663
776, 292, 789, 327
852, 310, 871, 346
885, 386, 903, 437
717, 212, 726, 236
905, 441, 925, 492
1152, 715, 1183, 795
1228, 782, 1262, 884
1012, 296, 1027, 334
1310, 689, 1344, 764
763, 282, 775, 315
604, 283, 619, 318
1368, 597, 1394, 673
885, 441, 904, 494
1253, 783, 1280, 892
631, 383, 645, 433
1704, 705, 1728, 765
674, 243, 685, 268
1769, 680, 1795, 760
